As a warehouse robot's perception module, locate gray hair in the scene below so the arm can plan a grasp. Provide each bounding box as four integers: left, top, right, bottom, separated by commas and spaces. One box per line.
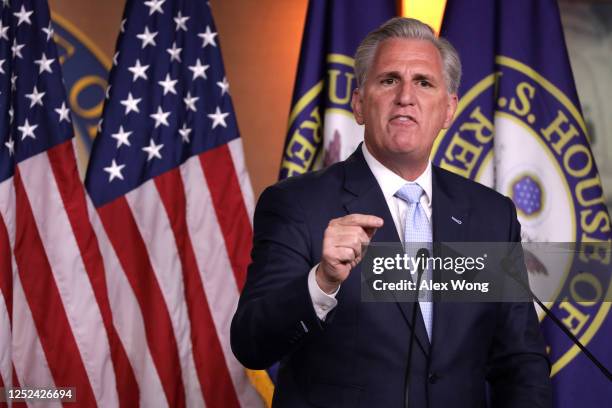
354, 17, 462, 94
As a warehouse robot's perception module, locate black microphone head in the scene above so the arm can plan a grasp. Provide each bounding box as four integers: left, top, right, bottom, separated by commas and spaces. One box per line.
416, 248, 430, 259
415, 248, 430, 276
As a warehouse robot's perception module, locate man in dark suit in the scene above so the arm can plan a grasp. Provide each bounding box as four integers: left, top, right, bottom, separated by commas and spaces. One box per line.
231, 17, 551, 407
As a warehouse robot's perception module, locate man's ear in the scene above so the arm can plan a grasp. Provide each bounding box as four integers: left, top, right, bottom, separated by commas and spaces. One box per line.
442, 93, 459, 129
351, 88, 365, 125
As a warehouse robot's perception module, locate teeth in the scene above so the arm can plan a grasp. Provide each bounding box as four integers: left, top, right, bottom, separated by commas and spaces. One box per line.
394, 116, 413, 122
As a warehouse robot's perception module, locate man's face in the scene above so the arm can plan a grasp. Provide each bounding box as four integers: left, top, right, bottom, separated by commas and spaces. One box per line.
352, 38, 458, 168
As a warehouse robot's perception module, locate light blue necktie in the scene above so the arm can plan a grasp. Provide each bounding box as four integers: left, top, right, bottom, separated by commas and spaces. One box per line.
395, 183, 433, 341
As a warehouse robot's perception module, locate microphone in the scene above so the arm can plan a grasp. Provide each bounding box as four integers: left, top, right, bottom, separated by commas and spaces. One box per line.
404, 247, 429, 408
501, 250, 612, 382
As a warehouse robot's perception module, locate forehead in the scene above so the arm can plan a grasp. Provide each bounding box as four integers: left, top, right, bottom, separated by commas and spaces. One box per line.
369, 38, 444, 75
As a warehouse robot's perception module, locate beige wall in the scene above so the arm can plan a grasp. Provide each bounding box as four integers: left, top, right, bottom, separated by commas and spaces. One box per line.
49, 0, 308, 199
49, 0, 126, 62
211, 0, 308, 197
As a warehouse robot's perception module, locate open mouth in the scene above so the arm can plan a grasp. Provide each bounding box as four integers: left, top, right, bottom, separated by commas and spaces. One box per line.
390, 114, 417, 125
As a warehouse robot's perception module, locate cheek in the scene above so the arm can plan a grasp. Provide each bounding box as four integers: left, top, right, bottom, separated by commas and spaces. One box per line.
427, 104, 448, 128
368, 104, 387, 124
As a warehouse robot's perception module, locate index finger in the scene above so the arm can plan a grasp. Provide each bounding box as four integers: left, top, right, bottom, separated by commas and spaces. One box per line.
337, 214, 384, 228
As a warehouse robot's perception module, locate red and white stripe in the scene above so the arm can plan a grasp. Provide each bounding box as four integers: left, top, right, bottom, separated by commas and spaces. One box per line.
16, 147, 119, 406
181, 141, 261, 407
92, 139, 262, 407
87, 200, 167, 407
2, 138, 263, 406
126, 178, 206, 408
0, 179, 15, 401
1, 141, 136, 407
227, 139, 255, 224
11, 273, 58, 407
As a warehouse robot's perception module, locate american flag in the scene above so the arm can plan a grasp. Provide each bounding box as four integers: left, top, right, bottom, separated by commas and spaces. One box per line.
0, 0, 264, 406
84, 0, 265, 406
0, 0, 122, 405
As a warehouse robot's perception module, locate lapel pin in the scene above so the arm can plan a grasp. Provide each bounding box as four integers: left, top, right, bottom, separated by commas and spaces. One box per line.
451, 216, 462, 225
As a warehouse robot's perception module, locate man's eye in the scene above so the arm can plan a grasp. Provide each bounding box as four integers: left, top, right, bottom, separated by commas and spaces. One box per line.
381, 78, 396, 85
417, 80, 432, 87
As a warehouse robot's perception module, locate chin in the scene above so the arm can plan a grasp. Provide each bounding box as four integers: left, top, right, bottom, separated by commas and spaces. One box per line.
387, 139, 419, 155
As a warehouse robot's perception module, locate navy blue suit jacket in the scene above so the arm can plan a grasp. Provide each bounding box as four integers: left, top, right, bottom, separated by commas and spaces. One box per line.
231, 147, 551, 407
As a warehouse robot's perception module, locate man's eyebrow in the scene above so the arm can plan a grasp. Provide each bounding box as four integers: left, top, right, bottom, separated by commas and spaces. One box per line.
374, 71, 438, 83
412, 73, 436, 82
374, 71, 402, 79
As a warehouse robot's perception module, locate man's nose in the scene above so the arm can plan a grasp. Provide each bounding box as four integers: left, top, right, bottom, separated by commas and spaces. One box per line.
395, 81, 415, 106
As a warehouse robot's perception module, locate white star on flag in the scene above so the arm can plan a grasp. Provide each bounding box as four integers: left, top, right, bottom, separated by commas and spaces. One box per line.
188, 58, 209, 80
183, 92, 199, 112
18, 119, 38, 140
144, 0, 165, 15
34, 53, 55, 74
208, 106, 229, 129
0, 59, 5, 75
120, 18, 126, 33
217, 76, 230, 95
178, 123, 192, 143
55, 102, 71, 122
174, 11, 189, 31
111, 126, 132, 148
142, 139, 164, 161
4, 137, 14, 155
11, 39, 24, 59
104, 159, 126, 182
42, 22, 54, 41
0, 22, 9, 40
167, 42, 182, 62
150, 106, 171, 128
113, 51, 120, 66
128, 59, 149, 82
198, 25, 218, 47
158, 74, 178, 95
25, 86, 45, 108
13, 5, 33, 26
136, 26, 158, 49
120, 92, 141, 115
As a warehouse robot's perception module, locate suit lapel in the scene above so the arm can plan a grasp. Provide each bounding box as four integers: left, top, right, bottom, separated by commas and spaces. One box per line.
342, 147, 431, 357
431, 166, 470, 244
431, 166, 471, 350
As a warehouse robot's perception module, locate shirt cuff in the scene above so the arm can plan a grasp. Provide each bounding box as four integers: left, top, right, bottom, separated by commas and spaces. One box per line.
308, 264, 339, 321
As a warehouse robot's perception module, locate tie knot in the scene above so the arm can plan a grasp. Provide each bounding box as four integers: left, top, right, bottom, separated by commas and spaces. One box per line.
395, 183, 424, 204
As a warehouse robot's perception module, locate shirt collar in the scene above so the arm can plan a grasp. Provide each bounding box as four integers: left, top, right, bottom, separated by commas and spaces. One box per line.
361, 143, 432, 207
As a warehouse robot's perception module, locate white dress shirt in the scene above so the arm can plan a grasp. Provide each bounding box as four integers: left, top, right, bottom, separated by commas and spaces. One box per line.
308, 143, 433, 320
